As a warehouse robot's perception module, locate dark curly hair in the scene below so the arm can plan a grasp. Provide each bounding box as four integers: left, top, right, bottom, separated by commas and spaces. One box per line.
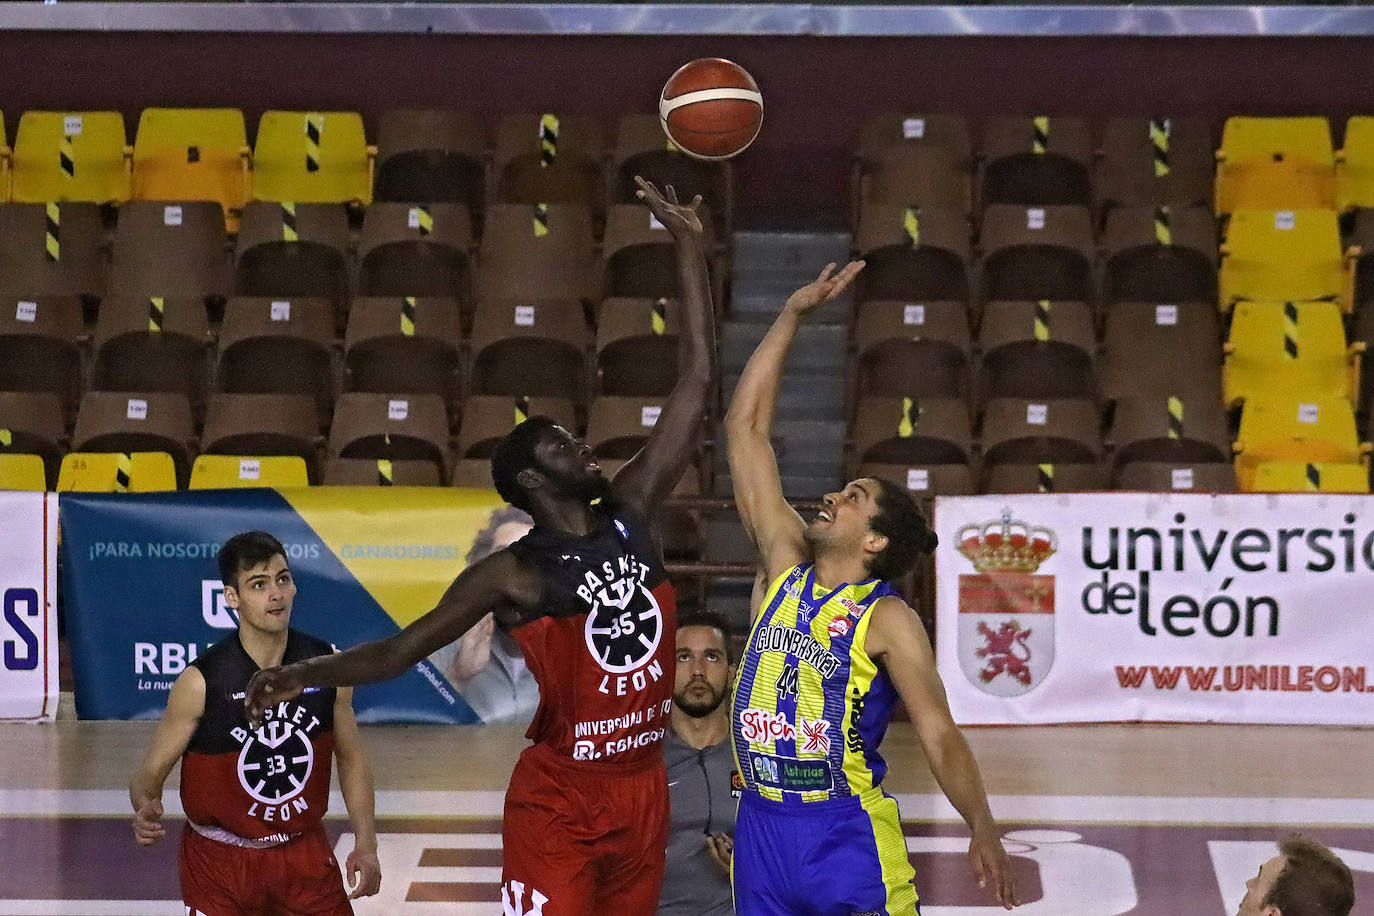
865, 477, 939, 582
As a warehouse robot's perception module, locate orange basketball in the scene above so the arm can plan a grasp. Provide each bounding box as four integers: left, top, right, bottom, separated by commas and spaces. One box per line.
659, 58, 763, 161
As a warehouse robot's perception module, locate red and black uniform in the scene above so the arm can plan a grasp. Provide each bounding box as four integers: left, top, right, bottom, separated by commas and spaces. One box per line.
179, 630, 350, 916
500, 498, 678, 916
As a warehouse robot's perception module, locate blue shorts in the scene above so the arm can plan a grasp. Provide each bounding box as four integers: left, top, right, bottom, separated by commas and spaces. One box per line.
732, 788, 919, 916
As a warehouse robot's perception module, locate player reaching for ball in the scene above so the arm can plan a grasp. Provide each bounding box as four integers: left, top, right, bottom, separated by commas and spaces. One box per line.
244, 176, 715, 916
724, 261, 1020, 914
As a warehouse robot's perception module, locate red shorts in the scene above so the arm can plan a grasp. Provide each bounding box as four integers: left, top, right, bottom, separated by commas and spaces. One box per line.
179, 821, 352, 916
501, 742, 669, 916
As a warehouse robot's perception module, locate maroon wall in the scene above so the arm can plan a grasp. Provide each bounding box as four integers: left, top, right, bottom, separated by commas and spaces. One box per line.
7, 31, 1374, 227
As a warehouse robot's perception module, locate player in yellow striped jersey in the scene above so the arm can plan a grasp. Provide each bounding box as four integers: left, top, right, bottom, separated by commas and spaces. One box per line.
723, 261, 1019, 914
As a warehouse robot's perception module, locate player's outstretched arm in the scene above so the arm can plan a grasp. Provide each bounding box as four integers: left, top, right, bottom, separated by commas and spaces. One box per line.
129, 665, 205, 846
865, 596, 1020, 910
610, 176, 716, 519
245, 550, 540, 725
333, 686, 382, 899
723, 261, 864, 584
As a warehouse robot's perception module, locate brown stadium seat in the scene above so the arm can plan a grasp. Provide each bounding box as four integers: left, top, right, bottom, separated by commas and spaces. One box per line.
859, 145, 973, 213
373, 109, 488, 216
983, 461, 1109, 494
1109, 395, 1232, 469
1100, 204, 1218, 306
457, 395, 577, 459
216, 297, 336, 427
0, 390, 66, 488
853, 203, 972, 304
602, 202, 718, 301
980, 116, 1095, 208
91, 296, 211, 414
329, 392, 451, 481
1116, 461, 1237, 492
0, 296, 84, 424
850, 395, 973, 472
853, 300, 971, 401
596, 297, 680, 397
357, 203, 474, 323
344, 296, 463, 412
976, 204, 1095, 304
979, 396, 1102, 467
234, 201, 351, 314
586, 396, 668, 460
324, 456, 443, 487
494, 112, 604, 212
1098, 301, 1222, 405
449, 457, 496, 488
201, 393, 323, 483
609, 113, 731, 226
475, 202, 598, 304
1096, 117, 1215, 213
467, 298, 590, 404
109, 201, 231, 308
976, 299, 1095, 402
0, 202, 107, 309
857, 111, 973, 164
857, 461, 976, 504
73, 391, 195, 487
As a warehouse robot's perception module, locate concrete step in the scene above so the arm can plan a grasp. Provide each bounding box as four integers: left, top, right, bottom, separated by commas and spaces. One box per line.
719, 322, 849, 373
720, 372, 846, 422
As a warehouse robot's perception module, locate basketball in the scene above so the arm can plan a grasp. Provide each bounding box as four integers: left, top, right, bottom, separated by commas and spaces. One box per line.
659, 58, 763, 161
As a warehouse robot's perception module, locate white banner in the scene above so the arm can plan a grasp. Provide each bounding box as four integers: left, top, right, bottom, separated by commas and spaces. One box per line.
0, 492, 59, 721
934, 493, 1374, 725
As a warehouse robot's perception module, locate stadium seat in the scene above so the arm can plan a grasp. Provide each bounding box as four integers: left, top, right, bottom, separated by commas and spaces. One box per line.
1116, 461, 1237, 492
983, 462, 1108, 494
449, 457, 495, 488
73, 391, 194, 487
1223, 300, 1360, 407
217, 297, 336, 426
11, 110, 130, 204
330, 392, 450, 480
1100, 204, 1217, 306
596, 297, 679, 397
853, 299, 970, 401
850, 395, 972, 471
980, 396, 1102, 466
131, 108, 250, 220
1098, 301, 1222, 404
251, 110, 372, 205
1247, 460, 1370, 494
857, 111, 972, 163
853, 203, 971, 304
976, 299, 1095, 402
0, 295, 84, 424
357, 202, 473, 317
1096, 117, 1215, 212
109, 200, 232, 307
857, 461, 975, 505
475, 202, 597, 303
0, 391, 65, 488
189, 454, 309, 489
586, 396, 666, 459
1109, 395, 1231, 468
201, 393, 322, 483
234, 201, 351, 312
976, 204, 1095, 304
980, 116, 1094, 208
1219, 208, 1352, 311
602, 202, 717, 301
56, 451, 177, 492
1336, 116, 1374, 212
859, 145, 973, 213
609, 113, 731, 225
91, 296, 211, 413
457, 395, 576, 459
1216, 116, 1336, 213
325, 456, 443, 487
0, 453, 46, 491
0, 201, 107, 307
467, 298, 589, 402
344, 296, 463, 410
494, 112, 603, 211
1233, 394, 1367, 489
373, 109, 487, 215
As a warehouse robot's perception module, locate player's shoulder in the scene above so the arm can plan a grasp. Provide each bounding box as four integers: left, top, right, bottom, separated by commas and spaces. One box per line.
285, 628, 335, 662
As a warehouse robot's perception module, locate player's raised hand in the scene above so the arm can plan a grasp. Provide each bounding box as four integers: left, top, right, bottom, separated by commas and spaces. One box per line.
969, 829, 1020, 909
783, 260, 864, 317
346, 846, 382, 899
132, 798, 165, 846
244, 664, 305, 728
635, 175, 704, 238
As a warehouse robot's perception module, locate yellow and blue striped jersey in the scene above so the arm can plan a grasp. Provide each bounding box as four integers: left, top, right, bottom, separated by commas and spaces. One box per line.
731, 562, 899, 805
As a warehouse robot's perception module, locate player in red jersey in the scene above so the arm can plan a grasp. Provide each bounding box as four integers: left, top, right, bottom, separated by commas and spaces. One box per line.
130, 530, 382, 915
245, 176, 715, 916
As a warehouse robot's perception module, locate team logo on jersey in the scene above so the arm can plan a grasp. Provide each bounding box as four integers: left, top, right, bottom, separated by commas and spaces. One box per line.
581, 559, 663, 674
827, 616, 852, 639
798, 716, 830, 755
236, 705, 317, 809
955, 510, 1057, 696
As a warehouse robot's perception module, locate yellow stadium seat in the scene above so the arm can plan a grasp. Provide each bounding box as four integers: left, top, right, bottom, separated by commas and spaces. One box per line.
1247, 461, 1370, 494
1336, 116, 1374, 211
57, 451, 178, 492
1218, 209, 1354, 311
12, 111, 130, 204
251, 110, 372, 204
1223, 301, 1362, 407
1233, 394, 1369, 490
1216, 116, 1336, 213
189, 454, 308, 489
132, 108, 251, 220
0, 454, 47, 491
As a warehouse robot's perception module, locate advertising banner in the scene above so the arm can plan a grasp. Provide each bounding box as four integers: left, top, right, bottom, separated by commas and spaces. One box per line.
60, 487, 510, 722
0, 491, 59, 721
934, 492, 1374, 725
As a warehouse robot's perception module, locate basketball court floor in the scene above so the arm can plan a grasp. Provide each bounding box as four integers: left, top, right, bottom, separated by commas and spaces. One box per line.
2, 720, 1370, 915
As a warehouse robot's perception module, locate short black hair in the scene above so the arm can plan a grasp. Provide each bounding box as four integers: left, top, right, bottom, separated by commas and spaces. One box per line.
678, 609, 737, 664
218, 531, 288, 589
865, 477, 938, 582
491, 416, 560, 512
1269, 834, 1355, 916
